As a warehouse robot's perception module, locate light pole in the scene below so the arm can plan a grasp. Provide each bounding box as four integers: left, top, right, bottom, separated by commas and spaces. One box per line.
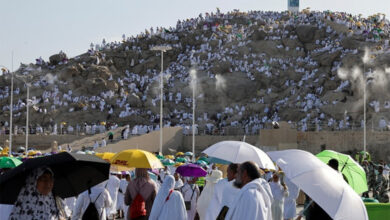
151, 45, 172, 155
362, 50, 373, 156
363, 68, 366, 154
25, 83, 31, 153
190, 69, 197, 162
1, 64, 13, 156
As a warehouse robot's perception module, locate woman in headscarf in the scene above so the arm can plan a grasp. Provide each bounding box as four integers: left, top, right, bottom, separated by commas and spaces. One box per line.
196, 170, 223, 220
149, 175, 187, 220
125, 168, 158, 220
8, 167, 68, 220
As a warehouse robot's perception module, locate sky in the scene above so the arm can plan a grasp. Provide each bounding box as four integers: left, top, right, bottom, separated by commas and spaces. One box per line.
0, 0, 389, 71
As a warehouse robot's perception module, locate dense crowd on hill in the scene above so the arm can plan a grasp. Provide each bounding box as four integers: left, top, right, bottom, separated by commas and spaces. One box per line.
1, 9, 389, 135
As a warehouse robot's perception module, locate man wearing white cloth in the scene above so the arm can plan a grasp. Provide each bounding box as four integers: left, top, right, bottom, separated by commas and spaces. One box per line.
117, 173, 130, 219
269, 173, 289, 220
284, 177, 299, 220
72, 181, 113, 220
149, 175, 187, 220
180, 177, 200, 220
205, 163, 239, 220
225, 161, 273, 220
106, 174, 120, 219
197, 169, 223, 220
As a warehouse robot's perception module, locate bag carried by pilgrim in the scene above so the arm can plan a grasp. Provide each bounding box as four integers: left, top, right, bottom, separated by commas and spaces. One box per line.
82, 192, 103, 220
216, 206, 229, 220
130, 193, 147, 219
181, 185, 196, 210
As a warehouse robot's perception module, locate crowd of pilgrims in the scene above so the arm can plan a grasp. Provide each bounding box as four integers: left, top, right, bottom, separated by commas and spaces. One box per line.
1, 9, 390, 135
1, 153, 389, 220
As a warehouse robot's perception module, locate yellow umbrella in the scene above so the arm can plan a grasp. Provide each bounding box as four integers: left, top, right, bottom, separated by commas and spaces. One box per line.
111, 149, 163, 169
165, 155, 175, 160
27, 151, 37, 156
176, 152, 184, 157
95, 152, 115, 162
110, 164, 134, 173
174, 162, 184, 167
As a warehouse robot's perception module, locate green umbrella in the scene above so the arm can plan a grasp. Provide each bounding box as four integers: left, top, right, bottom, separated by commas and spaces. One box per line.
197, 157, 210, 164
175, 157, 187, 163
316, 150, 368, 194
196, 160, 208, 167
162, 159, 175, 166
0, 157, 22, 169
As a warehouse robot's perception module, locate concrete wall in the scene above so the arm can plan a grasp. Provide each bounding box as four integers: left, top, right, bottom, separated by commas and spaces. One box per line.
96, 127, 183, 154
297, 131, 390, 161
181, 135, 259, 153
0, 134, 83, 150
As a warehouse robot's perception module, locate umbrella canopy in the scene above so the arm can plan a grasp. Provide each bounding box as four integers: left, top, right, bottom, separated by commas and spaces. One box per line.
111, 149, 163, 169
176, 152, 184, 157
175, 162, 184, 167
0, 152, 110, 204
316, 150, 368, 194
162, 159, 175, 166
185, 152, 193, 157
203, 141, 276, 170
156, 154, 164, 160
176, 164, 207, 177
95, 152, 115, 162
268, 150, 368, 220
0, 157, 22, 169
175, 157, 188, 163
165, 155, 175, 160
207, 157, 231, 165
110, 164, 133, 173
195, 160, 208, 167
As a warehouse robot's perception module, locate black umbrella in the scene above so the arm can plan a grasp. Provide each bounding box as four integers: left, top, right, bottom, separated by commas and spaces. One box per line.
0, 152, 110, 204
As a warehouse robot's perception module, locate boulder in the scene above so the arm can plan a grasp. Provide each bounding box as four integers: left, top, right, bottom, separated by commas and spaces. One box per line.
49, 52, 67, 65
296, 25, 317, 43
249, 30, 267, 41
87, 65, 111, 80
312, 51, 341, 66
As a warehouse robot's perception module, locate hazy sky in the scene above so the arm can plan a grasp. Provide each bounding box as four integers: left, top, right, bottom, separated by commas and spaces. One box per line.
1, 0, 389, 70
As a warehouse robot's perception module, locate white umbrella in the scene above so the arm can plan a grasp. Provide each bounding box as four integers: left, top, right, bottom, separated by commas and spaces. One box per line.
203, 141, 276, 170
268, 150, 368, 220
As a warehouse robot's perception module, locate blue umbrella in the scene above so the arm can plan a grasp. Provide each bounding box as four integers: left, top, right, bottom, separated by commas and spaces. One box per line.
207, 157, 231, 165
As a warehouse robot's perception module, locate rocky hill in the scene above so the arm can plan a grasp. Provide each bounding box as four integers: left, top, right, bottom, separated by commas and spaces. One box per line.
0, 10, 389, 133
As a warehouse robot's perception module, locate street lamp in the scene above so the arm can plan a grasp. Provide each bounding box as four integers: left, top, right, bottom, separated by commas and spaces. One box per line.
362, 50, 373, 156
190, 69, 197, 162
25, 82, 31, 153
0, 64, 13, 156
150, 45, 172, 155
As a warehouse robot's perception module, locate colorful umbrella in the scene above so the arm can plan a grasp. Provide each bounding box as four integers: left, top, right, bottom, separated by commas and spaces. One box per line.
185, 152, 193, 157
196, 160, 208, 167
207, 157, 231, 165
174, 162, 184, 167
176, 152, 184, 157
95, 152, 115, 162
111, 149, 163, 169
0, 157, 22, 169
165, 155, 175, 160
175, 157, 187, 163
316, 150, 368, 194
162, 159, 175, 166
176, 164, 207, 177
